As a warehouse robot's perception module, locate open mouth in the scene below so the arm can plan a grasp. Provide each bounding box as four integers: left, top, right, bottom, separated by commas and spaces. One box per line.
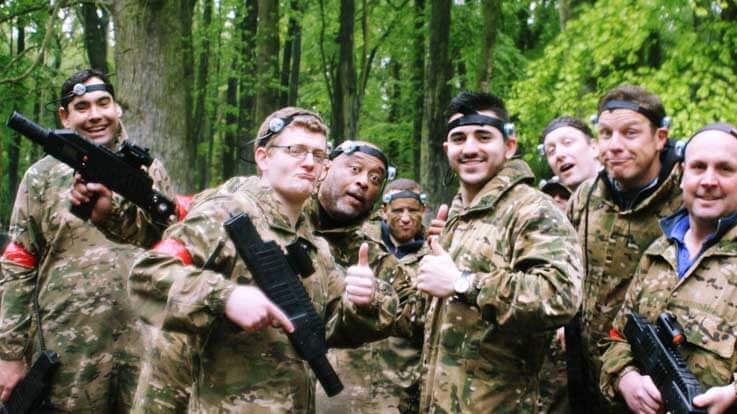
345, 191, 365, 205
560, 163, 574, 173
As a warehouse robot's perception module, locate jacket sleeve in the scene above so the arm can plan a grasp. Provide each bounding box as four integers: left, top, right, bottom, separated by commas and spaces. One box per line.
95, 158, 177, 248
128, 195, 237, 334
472, 196, 582, 331
599, 255, 651, 400
0, 170, 47, 360
324, 246, 399, 348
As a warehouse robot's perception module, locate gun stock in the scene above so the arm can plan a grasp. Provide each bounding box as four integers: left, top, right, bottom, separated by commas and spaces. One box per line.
223, 213, 343, 397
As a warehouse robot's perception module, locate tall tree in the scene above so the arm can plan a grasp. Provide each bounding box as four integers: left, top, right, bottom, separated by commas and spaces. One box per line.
287, 1, 302, 107
333, 0, 356, 142
112, 0, 196, 192
237, 0, 258, 176
79, 3, 109, 73
254, 0, 280, 124
411, 0, 425, 180
476, 0, 500, 91
422, 0, 452, 206
7, 22, 25, 202
192, 0, 213, 188
279, 0, 301, 106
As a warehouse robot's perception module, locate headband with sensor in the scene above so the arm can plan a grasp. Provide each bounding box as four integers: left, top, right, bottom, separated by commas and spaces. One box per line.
382, 190, 427, 205
447, 113, 515, 139
251, 112, 320, 147
61, 83, 115, 103
678, 122, 737, 159
590, 100, 672, 129
329, 140, 397, 181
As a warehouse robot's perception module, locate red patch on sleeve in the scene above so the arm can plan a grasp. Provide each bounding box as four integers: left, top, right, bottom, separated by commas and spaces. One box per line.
152, 239, 193, 265
609, 328, 623, 340
2, 242, 38, 269
175, 194, 193, 222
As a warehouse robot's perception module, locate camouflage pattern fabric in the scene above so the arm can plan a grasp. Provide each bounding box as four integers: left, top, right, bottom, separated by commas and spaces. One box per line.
420, 159, 582, 414
600, 215, 737, 399
128, 176, 398, 413
537, 332, 569, 414
0, 156, 169, 412
567, 163, 682, 410
314, 216, 427, 414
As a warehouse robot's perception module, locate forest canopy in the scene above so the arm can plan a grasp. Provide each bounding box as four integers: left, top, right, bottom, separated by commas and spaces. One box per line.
1, 0, 735, 226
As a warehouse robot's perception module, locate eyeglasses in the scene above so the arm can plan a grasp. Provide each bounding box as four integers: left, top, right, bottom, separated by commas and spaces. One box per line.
269, 145, 328, 163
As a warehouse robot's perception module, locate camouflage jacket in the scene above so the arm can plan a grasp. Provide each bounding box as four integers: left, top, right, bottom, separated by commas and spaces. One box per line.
309, 201, 422, 413
567, 154, 682, 388
0, 156, 168, 412
420, 159, 582, 414
128, 176, 398, 413
315, 216, 427, 413
600, 209, 737, 399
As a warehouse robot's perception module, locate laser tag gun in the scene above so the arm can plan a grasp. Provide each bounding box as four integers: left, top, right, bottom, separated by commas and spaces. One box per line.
6, 111, 176, 224
223, 213, 343, 397
624, 312, 707, 414
1, 350, 60, 414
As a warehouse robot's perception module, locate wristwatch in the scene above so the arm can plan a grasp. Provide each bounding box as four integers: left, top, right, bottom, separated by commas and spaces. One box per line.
454, 271, 475, 296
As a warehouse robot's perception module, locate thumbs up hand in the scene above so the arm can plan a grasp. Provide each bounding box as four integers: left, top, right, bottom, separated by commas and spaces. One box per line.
427, 204, 448, 238
417, 236, 461, 298
345, 243, 377, 307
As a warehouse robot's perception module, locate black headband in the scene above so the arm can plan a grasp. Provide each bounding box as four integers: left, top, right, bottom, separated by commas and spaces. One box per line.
447, 113, 510, 138
329, 141, 396, 181
61, 83, 115, 104
382, 190, 427, 205
599, 100, 667, 127
680, 123, 737, 158
253, 112, 320, 147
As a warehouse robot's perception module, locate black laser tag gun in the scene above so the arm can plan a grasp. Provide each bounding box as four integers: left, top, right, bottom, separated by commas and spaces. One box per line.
223, 213, 344, 397
2, 350, 60, 414
6, 111, 176, 224
624, 312, 707, 414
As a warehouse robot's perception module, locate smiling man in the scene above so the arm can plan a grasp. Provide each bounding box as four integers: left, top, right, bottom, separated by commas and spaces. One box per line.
128, 107, 398, 413
417, 91, 581, 413
0, 69, 171, 412
566, 85, 684, 412
601, 123, 737, 414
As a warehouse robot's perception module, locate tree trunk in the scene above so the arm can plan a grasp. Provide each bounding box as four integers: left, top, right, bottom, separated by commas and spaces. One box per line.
80, 3, 109, 73
279, 0, 300, 106
287, 10, 301, 107
113, 0, 196, 193
333, 0, 357, 142
222, 71, 238, 180
476, 0, 500, 92
254, 0, 280, 125
411, 0, 425, 181
422, 0, 452, 207
7, 23, 24, 201
192, 0, 212, 189
237, 0, 258, 176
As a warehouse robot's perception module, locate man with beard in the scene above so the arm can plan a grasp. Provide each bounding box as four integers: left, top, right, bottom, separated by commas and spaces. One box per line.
537, 116, 600, 414
127, 107, 398, 413
567, 85, 683, 412
312, 142, 422, 414
417, 91, 581, 413
0, 69, 172, 412
600, 124, 737, 414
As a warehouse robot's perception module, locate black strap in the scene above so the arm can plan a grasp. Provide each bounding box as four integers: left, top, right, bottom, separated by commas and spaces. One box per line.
447, 114, 506, 137
61, 83, 115, 103
329, 142, 389, 170
600, 100, 663, 127
383, 190, 425, 204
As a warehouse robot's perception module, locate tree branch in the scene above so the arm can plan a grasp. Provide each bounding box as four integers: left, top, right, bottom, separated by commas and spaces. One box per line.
0, 0, 63, 85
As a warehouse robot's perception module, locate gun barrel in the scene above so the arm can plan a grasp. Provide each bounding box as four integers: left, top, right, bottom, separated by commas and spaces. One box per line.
7, 111, 49, 146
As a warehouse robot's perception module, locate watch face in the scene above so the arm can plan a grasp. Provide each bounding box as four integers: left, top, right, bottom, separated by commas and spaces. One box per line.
454, 274, 470, 294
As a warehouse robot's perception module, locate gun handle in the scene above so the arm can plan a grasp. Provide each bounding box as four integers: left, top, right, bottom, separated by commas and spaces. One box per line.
69, 193, 98, 221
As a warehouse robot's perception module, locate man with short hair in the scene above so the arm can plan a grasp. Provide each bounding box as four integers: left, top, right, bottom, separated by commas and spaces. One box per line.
128, 107, 398, 413
312, 143, 421, 414
540, 116, 600, 192
539, 176, 572, 212
0, 68, 171, 412
600, 123, 737, 414
567, 85, 683, 412
417, 91, 581, 412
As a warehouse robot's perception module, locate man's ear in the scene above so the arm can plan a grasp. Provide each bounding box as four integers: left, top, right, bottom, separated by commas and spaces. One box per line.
654, 127, 668, 151
58, 106, 71, 128
115, 103, 123, 118
504, 137, 518, 159
254, 146, 270, 173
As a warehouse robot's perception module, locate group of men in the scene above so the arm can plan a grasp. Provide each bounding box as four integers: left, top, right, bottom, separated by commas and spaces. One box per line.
0, 67, 736, 414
